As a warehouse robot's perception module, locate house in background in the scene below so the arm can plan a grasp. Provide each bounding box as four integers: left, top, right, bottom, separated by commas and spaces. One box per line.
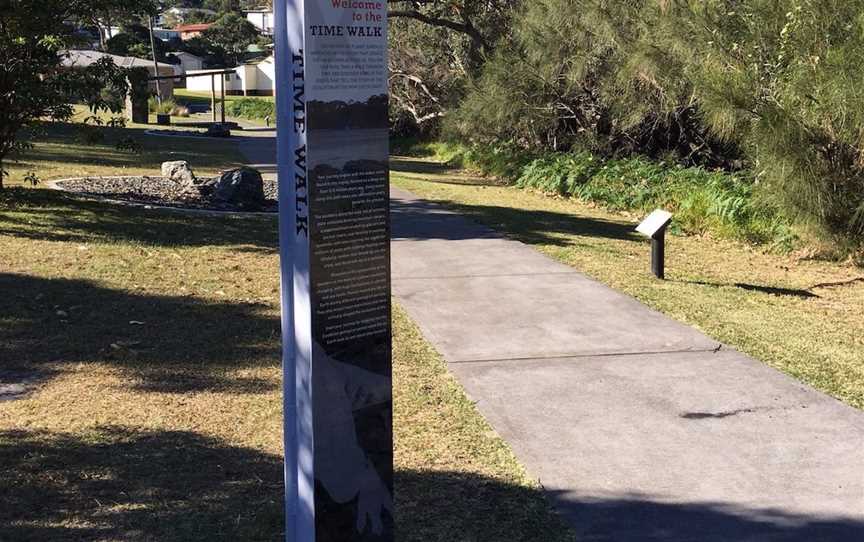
62, 50, 175, 100
166, 52, 205, 88
185, 56, 275, 96
177, 23, 212, 41
157, 7, 216, 26
152, 28, 181, 42
169, 51, 205, 74
245, 8, 274, 35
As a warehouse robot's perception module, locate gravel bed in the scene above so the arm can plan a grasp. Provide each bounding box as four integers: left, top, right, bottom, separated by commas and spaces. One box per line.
55, 176, 278, 213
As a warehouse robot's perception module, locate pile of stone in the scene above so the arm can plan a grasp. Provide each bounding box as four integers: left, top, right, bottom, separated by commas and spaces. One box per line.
161, 161, 266, 211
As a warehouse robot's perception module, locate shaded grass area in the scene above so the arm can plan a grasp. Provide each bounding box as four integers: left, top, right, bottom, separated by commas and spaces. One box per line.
4, 120, 244, 187
0, 191, 574, 540
391, 158, 864, 410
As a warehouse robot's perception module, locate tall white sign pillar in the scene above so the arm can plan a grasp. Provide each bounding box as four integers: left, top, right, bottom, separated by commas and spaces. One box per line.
275, 1, 392, 541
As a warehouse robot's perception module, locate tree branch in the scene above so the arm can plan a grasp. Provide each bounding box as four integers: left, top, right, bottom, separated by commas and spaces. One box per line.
388, 10, 489, 51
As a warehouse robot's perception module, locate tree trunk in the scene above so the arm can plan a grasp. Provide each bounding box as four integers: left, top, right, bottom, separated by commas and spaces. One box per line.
0, 158, 5, 191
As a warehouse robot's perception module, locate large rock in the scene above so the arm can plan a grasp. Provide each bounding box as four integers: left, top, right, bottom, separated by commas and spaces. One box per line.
205, 124, 231, 138
161, 161, 196, 186
211, 167, 265, 210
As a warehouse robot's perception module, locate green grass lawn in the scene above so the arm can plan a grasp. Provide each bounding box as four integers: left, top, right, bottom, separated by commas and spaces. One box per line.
391, 158, 864, 411
0, 142, 572, 538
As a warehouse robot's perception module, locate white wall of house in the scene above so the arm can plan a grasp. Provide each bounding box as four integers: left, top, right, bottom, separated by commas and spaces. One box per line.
158, 7, 216, 26
185, 57, 275, 96
255, 57, 275, 95
245, 10, 274, 35
185, 70, 243, 94
153, 28, 181, 41
172, 52, 204, 73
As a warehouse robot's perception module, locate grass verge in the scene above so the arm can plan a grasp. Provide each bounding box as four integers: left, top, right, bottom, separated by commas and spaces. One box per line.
0, 189, 573, 541
395, 141, 799, 249
391, 158, 864, 410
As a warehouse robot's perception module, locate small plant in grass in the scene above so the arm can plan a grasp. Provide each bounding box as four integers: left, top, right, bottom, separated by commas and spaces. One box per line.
23, 171, 40, 186
77, 123, 105, 145
149, 97, 178, 115
115, 137, 142, 154
105, 116, 126, 128
77, 114, 126, 145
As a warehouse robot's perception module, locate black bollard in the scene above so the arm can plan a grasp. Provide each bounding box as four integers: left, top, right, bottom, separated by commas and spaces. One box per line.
651, 230, 665, 280
636, 209, 673, 281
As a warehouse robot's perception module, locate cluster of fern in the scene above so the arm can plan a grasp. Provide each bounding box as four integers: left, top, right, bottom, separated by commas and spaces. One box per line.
515, 152, 794, 247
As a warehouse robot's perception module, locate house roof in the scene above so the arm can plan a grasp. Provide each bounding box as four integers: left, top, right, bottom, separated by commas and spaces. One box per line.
166, 7, 215, 14
243, 54, 274, 65
172, 51, 203, 60
176, 23, 212, 33
62, 50, 166, 71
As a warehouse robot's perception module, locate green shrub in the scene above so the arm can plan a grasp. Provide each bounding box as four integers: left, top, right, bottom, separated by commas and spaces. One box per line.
507, 148, 793, 247
573, 158, 669, 211
148, 97, 178, 115
224, 98, 275, 122
390, 136, 437, 157
517, 152, 600, 195
115, 137, 142, 154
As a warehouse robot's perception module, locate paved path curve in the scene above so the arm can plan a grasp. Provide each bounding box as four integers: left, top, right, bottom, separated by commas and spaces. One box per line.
390, 187, 864, 541
238, 135, 864, 540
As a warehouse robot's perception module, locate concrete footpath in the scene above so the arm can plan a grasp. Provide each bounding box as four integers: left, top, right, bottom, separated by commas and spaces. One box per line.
390, 187, 864, 541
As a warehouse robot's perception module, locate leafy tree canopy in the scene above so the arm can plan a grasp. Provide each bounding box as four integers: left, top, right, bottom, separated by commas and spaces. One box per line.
200, 12, 260, 66
0, 0, 157, 188
436, 0, 864, 243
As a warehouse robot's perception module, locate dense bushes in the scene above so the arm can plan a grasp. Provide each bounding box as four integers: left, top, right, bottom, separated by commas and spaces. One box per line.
432, 0, 864, 249
408, 141, 794, 247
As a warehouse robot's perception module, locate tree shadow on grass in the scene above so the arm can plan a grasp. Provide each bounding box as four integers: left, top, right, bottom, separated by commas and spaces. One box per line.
399, 472, 864, 542
0, 273, 280, 395
679, 279, 820, 299
0, 427, 285, 542
391, 195, 637, 245
4, 427, 860, 542
18, 121, 243, 172
0, 189, 277, 250
390, 158, 500, 187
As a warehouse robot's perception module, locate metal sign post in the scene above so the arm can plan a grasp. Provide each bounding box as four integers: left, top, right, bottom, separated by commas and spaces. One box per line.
636, 210, 673, 280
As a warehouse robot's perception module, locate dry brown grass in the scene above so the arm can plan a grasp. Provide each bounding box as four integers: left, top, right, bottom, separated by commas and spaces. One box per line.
1, 176, 572, 539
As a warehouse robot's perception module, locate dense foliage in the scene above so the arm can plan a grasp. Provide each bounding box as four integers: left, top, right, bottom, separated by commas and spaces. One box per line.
201, 12, 261, 66
224, 98, 275, 121
393, 0, 864, 246
387, 0, 517, 135
106, 23, 171, 60
0, 0, 155, 189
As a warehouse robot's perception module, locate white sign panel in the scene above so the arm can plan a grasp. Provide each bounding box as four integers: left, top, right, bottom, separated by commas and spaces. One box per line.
636, 209, 673, 238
